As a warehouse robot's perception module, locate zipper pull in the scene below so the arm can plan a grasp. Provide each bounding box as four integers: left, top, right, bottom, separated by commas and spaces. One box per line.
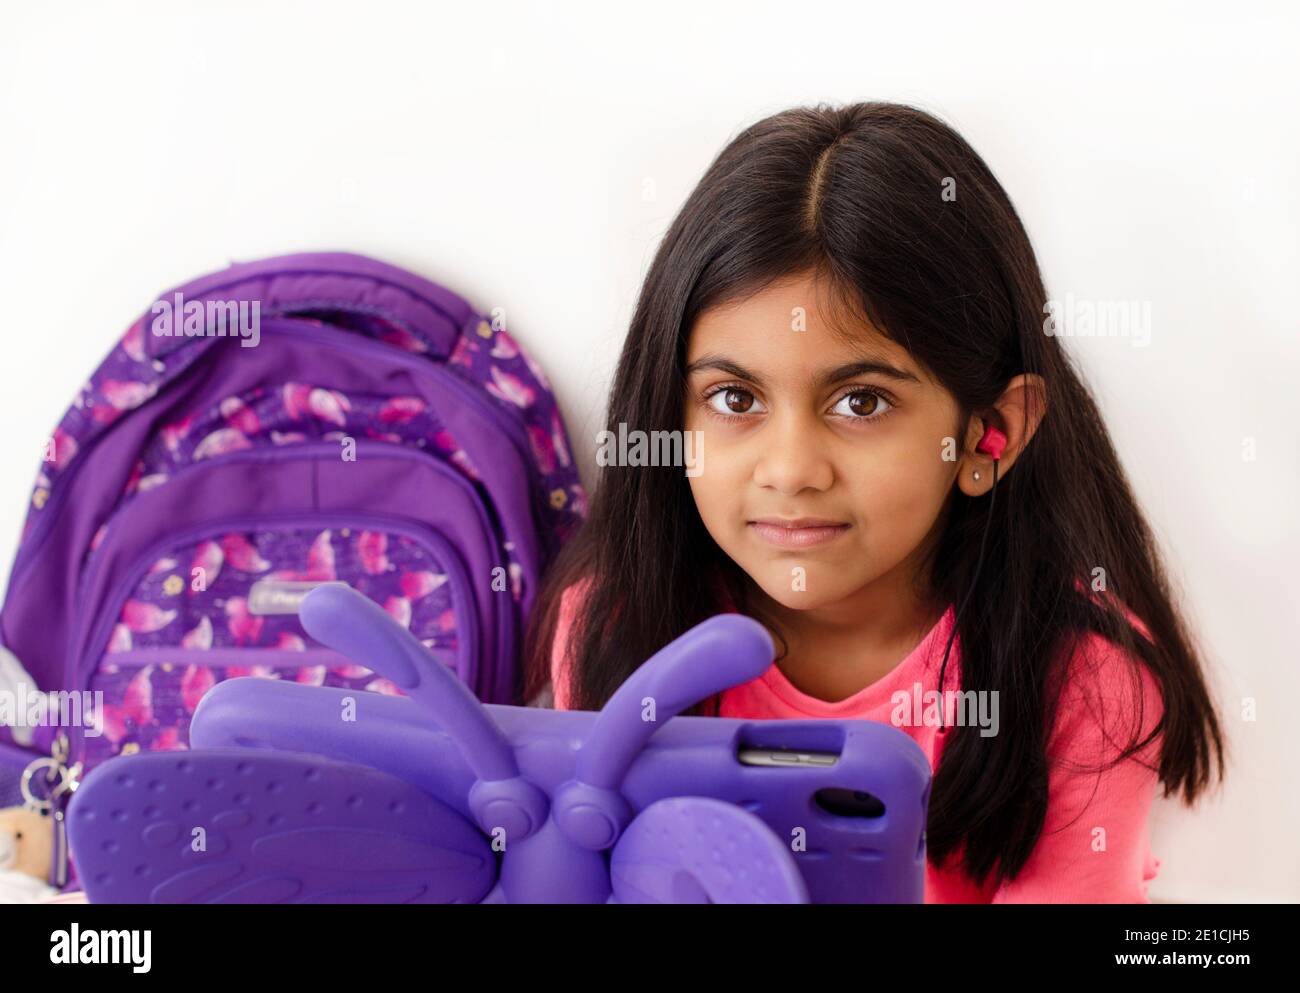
50, 791, 72, 889
19, 732, 77, 888
49, 733, 81, 889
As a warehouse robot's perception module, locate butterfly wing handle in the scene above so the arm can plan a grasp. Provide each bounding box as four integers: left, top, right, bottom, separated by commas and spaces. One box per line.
553, 613, 775, 850
298, 583, 547, 841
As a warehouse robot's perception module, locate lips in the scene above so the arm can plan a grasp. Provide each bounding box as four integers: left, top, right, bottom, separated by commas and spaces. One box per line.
747, 517, 850, 549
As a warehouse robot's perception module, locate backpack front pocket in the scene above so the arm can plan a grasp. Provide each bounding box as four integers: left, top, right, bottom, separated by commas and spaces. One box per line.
75, 515, 476, 774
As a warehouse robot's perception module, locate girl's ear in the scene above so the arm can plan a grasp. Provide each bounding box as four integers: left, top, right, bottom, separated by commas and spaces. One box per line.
956, 374, 1048, 496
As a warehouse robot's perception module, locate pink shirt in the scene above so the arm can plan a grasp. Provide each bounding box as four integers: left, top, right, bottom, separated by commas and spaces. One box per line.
550, 585, 1164, 903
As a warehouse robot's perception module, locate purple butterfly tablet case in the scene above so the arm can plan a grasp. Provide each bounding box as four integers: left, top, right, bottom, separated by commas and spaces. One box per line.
67, 584, 931, 903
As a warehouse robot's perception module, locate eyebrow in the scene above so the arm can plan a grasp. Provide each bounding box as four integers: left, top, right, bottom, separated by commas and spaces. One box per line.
684, 355, 922, 388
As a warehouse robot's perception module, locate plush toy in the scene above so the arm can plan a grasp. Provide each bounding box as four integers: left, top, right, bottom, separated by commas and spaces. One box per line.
0, 806, 57, 903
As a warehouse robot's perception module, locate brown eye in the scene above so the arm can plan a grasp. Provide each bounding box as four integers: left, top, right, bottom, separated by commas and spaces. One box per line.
847, 392, 878, 416
725, 389, 753, 413
707, 387, 765, 416
831, 389, 892, 419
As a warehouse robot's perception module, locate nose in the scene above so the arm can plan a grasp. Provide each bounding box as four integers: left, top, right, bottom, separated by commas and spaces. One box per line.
751, 414, 834, 496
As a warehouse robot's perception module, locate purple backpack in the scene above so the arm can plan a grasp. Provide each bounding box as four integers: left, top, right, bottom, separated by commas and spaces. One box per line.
0, 252, 585, 804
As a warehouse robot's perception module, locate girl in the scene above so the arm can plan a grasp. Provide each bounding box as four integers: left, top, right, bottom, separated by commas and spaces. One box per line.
526, 102, 1225, 903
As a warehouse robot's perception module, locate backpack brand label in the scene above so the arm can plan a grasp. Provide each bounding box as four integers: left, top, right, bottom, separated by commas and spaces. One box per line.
247, 580, 344, 615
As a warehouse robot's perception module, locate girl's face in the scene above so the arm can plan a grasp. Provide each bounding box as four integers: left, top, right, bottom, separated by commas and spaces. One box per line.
683, 270, 966, 614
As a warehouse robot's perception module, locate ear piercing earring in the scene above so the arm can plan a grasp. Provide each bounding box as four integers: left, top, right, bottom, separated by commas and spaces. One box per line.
973, 470, 982, 481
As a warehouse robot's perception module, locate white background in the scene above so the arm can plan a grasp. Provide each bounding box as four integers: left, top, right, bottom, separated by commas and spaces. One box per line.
1, 1, 1296, 902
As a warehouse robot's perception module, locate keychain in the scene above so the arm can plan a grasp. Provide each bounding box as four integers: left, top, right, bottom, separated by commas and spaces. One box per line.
20, 733, 81, 888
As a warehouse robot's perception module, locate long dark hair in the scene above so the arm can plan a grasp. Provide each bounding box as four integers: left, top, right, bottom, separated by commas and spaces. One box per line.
524, 102, 1226, 888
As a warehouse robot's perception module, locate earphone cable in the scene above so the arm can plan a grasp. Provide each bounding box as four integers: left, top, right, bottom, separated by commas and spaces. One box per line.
936, 456, 999, 731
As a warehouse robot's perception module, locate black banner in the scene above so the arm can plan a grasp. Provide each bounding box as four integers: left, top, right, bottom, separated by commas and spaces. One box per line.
0, 902, 1285, 981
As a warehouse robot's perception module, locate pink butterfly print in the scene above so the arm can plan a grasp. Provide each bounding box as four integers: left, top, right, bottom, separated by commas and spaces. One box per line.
569, 484, 589, 518
193, 427, 252, 460
98, 706, 127, 746
308, 388, 351, 426
219, 396, 262, 434
447, 335, 478, 368
429, 430, 480, 478
122, 460, 144, 496
362, 429, 404, 444
121, 600, 177, 633
295, 666, 326, 686
283, 383, 311, 420
364, 677, 404, 696
270, 530, 336, 581
527, 424, 556, 474
124, 667, 154, 721
100, 666, 155, 742
160, 415, 195, 453
275, 632, 306, 651
485, 366, 535, 408
47, 427, 78, 470
490, 331, 519, 360
450, 448, 480, 479
181, 664, 215, 713
101, 379, 157, 411
378, 397, 426, 424
106, 623, 132, 653
122, 461, 166, 496
224, 665, 280, 679
181, 616, 213, 650
148, 557, 178, 575
358, 531, 390, 574
191, 540, 224, 586
551, 409, 572, 468
384, 596, 412, 629
378, 325, 428, 353
283, 383, 352, 426
305, 530, 336, 580
225, 597, 264, 646
399, 571, 447, 600
329, 662, 372, 680
121, 320, 146, 362
89, 402, 125, 427
151, 726, 184, 751
431, 429, 460, 454
220, 534, 270, 573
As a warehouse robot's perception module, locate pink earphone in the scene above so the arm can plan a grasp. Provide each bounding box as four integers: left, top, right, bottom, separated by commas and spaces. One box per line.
936, 421, 1007, 730
976, 424, 1008, 461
